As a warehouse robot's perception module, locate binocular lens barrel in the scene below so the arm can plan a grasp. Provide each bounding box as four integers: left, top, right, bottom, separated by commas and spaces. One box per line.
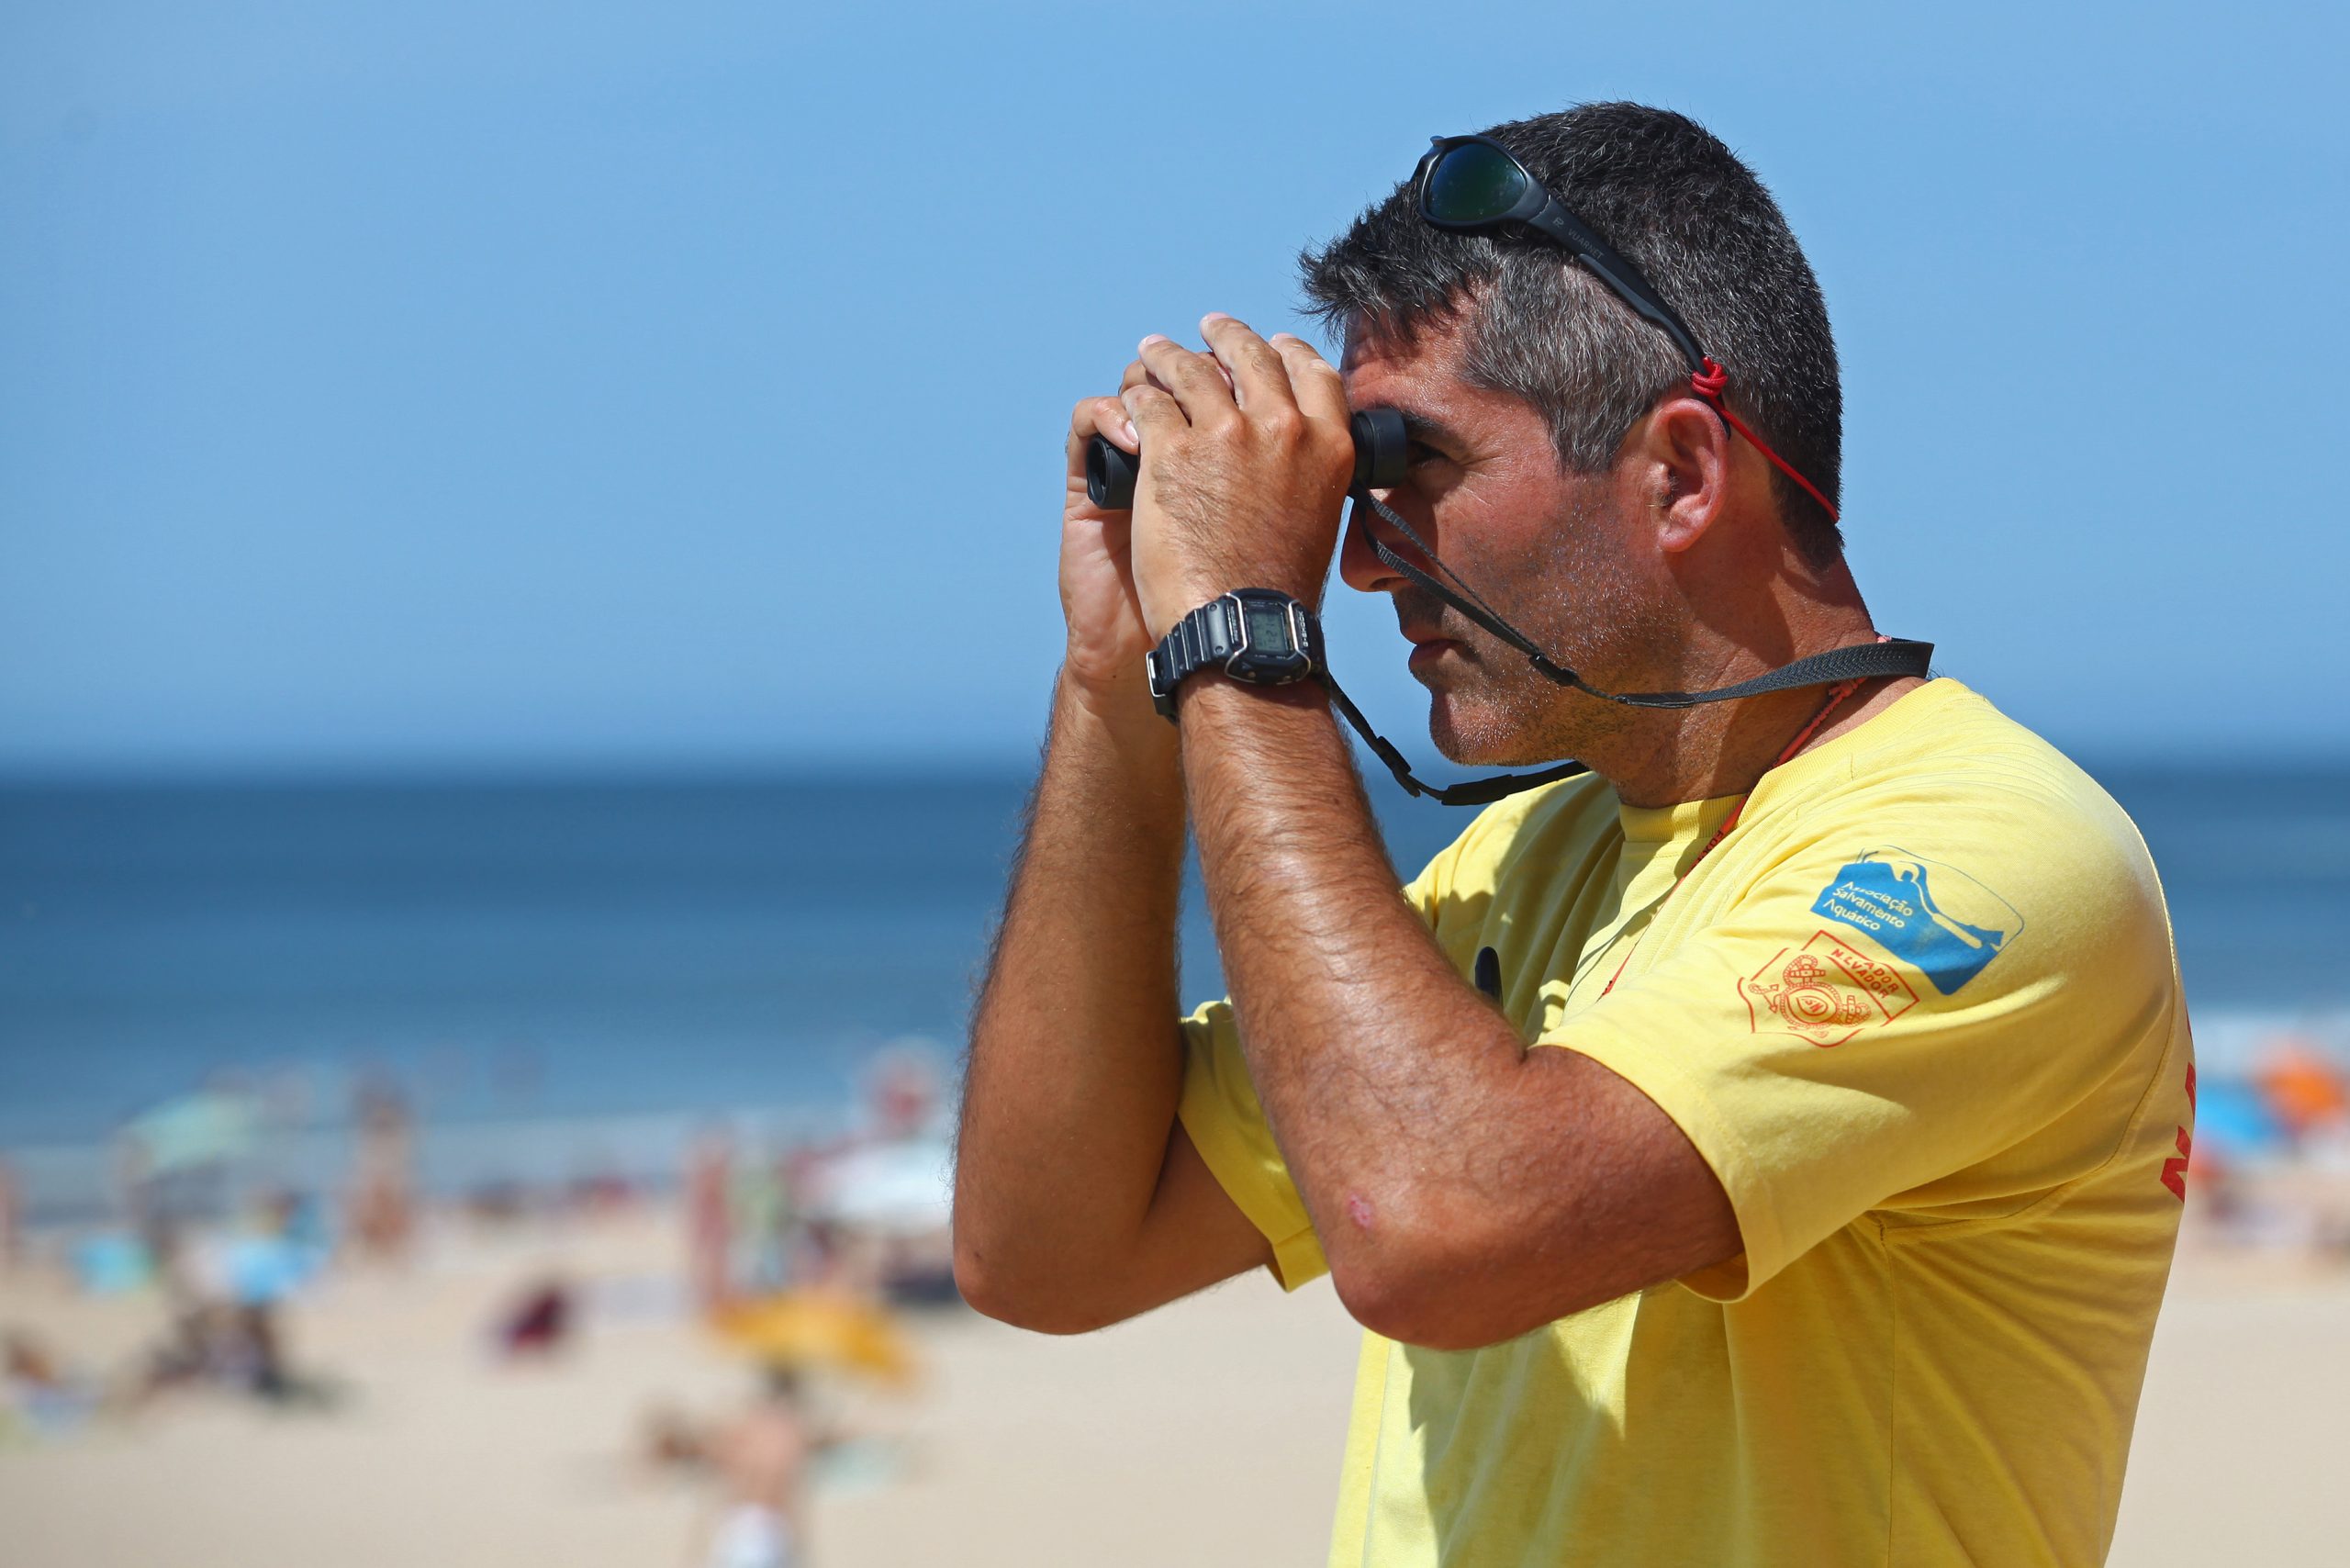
1083, 408, 1409, 510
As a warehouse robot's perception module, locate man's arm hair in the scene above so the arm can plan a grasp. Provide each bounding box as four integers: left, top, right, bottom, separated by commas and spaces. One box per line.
1176, 678, 1738, 1350
952, 671, 1270, 1334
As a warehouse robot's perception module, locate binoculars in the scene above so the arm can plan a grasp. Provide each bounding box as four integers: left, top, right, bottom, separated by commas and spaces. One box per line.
1083, 408, 1412, 510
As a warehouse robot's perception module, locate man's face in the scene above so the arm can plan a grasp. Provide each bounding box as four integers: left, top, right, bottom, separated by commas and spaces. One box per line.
1337, 314, 1680, 767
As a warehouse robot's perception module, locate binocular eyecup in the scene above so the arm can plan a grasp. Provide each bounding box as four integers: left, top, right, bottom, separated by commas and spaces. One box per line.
1084, 408, 1411, 510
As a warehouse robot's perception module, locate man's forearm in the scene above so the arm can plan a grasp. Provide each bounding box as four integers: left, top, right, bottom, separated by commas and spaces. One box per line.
1111, 315, 1739, 1348
955, 668, 1188, 1310
1178, 678, 1528, 1271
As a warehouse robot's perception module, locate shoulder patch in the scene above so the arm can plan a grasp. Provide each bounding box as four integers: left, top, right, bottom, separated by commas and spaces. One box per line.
1740, 932, 1920, 1046
1810, 847, 2023, 994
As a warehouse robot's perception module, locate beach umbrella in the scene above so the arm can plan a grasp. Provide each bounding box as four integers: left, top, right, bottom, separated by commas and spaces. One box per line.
710, 1292, 917, 1386
118, 1092, 256, 1176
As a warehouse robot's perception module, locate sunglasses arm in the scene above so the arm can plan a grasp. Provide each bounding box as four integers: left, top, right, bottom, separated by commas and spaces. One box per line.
1526, 201, 1707, 372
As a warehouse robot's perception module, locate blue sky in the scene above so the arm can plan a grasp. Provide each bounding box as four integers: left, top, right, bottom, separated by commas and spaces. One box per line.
3, 1, 2344, 775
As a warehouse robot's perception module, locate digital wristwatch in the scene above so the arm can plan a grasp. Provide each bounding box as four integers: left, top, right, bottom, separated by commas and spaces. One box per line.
1145, 588, 1323, 721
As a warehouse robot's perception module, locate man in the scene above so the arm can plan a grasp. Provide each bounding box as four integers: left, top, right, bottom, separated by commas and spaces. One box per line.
954, 102, 2192, 1567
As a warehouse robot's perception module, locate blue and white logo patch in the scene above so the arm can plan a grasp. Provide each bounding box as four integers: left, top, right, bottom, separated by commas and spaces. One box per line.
1810, 848, 2022, 995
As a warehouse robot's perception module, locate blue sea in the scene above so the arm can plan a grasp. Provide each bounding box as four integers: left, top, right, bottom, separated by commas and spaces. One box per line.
4, 762, 2346, 1178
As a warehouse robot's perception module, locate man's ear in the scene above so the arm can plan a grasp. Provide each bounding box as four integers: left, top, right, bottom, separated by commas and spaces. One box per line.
1639, 395, 1734, 555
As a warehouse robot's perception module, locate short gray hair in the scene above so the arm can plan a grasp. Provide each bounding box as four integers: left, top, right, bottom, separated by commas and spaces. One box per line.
1300, 103, 1843, 564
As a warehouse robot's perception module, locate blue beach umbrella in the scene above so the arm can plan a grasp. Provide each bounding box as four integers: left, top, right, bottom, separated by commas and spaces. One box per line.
118, 1092, 256, 1176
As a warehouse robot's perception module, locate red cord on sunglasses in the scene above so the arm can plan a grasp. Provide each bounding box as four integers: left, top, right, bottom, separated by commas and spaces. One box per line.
1690, 359, 1839, 522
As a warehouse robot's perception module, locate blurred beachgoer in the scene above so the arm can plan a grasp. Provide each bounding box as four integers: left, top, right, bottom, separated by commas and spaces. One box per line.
464, 1178, 531, 1226
129, 1293, 327, 1408
778, 1149, 837, 1291
346, 1079, 417, 1263
6, 1332, 62, 1388
207, 1191, 326, 1316
696, 1367, 812, 1568
3, 1329, 118, 1439
571, 1166, 635, 1215
801, 1131, 951, 1304
494, 1274, 574, 1359
687, 1129, 733, 1312
792, 1051, 955, 1303
4, 1331, 84, 1435
113, 1140, 170, 1280
225, 1302, 297, 1402
957, 104, 2195, 1568
735, 1148, 813, 1296
733, 1146, 788, 1297
867, 1047, 942, 1141
151, 1195, 336, 1407
655, 1302, 913, 1560
280, 1187, 331, 1260
0, 1159, 20, 1271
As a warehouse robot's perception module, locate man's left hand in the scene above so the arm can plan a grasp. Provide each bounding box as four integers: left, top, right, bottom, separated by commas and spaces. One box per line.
1122, 314, 1358, 638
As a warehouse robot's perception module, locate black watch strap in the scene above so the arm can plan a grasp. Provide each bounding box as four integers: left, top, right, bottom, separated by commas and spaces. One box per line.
1147, 598, 1232, 720
1145, 592, 1321, 721
1147, 601, 1240, 723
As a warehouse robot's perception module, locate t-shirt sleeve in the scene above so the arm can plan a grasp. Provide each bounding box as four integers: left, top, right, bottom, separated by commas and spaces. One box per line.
1542, 785, 2177, 1301
1177, 998, 1328, 1290
1171, 823, 1484, 1292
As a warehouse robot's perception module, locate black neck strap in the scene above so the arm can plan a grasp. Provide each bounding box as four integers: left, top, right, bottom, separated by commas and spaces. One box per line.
1320, 673, 1592, 806
1323, 487, 1935, 806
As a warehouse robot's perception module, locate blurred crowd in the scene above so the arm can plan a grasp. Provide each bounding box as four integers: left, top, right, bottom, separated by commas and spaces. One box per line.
7, 1029, 2345, 1565
2188, 1035, 2350, 1259
1, 1047, 957, 1568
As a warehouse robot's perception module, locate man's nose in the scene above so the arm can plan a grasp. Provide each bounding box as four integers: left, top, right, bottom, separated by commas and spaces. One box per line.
1339, 494, 1415, 596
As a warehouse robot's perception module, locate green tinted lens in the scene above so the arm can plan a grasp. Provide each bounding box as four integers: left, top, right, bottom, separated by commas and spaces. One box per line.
1424, 141, 1528, 222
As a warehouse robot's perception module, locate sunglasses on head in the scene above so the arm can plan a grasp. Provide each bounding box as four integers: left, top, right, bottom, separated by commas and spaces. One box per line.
1279, 134, 1924, 807
1413, 133, 1836, 521
1085, 134, 1930, 811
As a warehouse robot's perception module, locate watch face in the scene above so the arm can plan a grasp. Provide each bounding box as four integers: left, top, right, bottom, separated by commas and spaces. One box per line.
1226, 593, 1314, 685
1242, 599, 1294, 654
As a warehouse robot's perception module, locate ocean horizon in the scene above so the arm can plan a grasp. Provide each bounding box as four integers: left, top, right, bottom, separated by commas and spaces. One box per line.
6, 756, 2345, 1208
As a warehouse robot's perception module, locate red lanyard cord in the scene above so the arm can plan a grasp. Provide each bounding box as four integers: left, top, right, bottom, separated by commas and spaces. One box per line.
1690, 359, 1839, 522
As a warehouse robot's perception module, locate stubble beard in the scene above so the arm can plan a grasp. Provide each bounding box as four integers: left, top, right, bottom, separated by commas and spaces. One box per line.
1411, 498, 1682, 769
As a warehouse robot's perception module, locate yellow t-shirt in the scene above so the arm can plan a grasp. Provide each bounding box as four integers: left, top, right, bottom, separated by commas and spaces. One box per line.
1179, 678, 2194, 1568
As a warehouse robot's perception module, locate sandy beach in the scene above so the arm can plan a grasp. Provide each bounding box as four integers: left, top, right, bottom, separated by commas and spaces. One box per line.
2, 1204, 2343, 1568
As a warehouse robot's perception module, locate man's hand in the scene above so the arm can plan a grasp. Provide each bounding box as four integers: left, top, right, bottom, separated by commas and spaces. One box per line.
1123, 315, 1358, 637
954, 360, 1281, 1338
1058, 385, 1157, 711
